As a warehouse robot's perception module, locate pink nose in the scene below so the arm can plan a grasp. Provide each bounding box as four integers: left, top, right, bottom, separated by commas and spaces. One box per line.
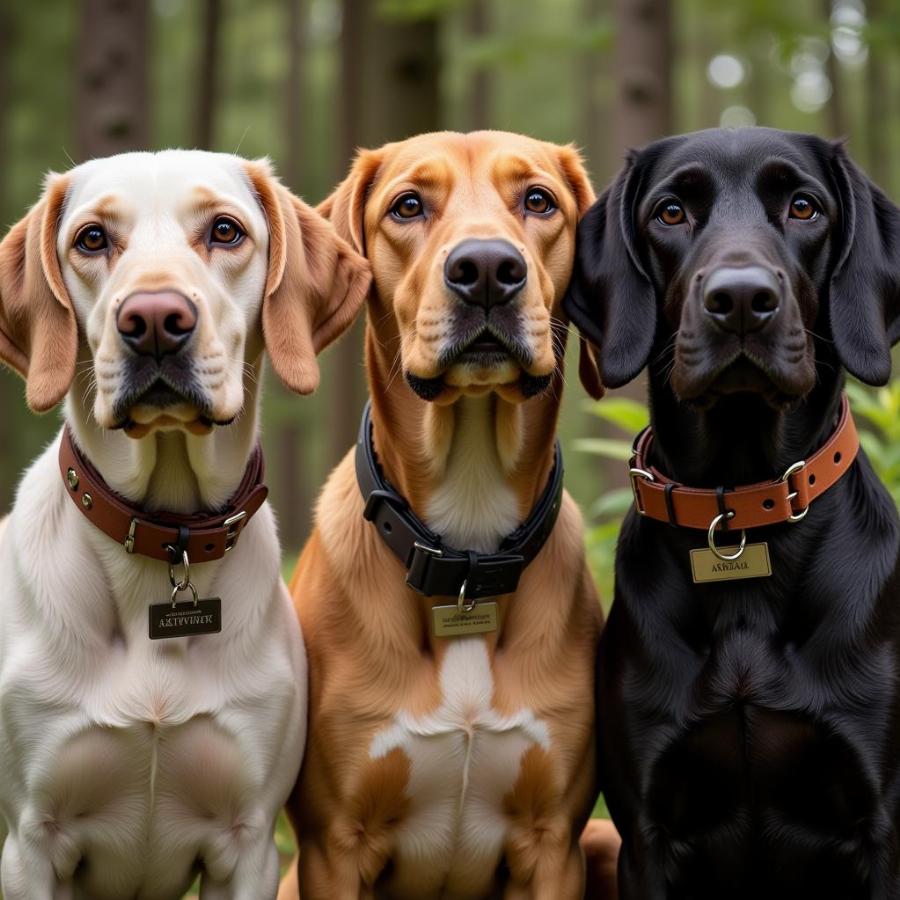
116, 291, 198, 359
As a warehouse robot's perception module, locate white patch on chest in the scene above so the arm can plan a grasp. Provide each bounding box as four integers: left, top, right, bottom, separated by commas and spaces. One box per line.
425, 398, 519, 553
370, 640, 549, 896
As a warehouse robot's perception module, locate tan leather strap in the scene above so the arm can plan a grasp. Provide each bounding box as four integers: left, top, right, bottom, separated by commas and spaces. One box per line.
630, 394, 859, 532
58, 426, 268, 562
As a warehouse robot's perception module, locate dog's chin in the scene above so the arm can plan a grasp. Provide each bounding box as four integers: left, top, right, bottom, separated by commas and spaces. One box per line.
108, 383, 236, 439
405, 355, 552, 404
672, 354, 813, 411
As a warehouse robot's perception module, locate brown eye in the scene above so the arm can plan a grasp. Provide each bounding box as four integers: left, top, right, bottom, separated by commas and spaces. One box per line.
524, 187, 556, 215
657, 201, 686, 226
789, 194, 818, 221
210, 216, 244, 245
75, 224, 108, 253
390, 193, 424, 220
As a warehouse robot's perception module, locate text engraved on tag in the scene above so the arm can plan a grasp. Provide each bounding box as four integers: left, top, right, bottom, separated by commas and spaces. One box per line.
690, 543, 772, 584
432, 601, 499, 638
149, 597, 222, 640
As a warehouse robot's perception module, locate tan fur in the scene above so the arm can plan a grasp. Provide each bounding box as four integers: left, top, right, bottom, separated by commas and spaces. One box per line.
0, 174, 77, 412
281, 132, 617, 899
246, 161, 372, 395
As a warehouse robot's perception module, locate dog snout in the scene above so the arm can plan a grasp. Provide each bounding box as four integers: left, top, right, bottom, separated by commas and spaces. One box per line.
444, 239, 526, 308
702, 266, 781, 336
117, 291, 198, 360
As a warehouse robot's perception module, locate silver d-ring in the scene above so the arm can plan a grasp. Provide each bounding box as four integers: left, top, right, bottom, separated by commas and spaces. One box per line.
457, 580, 476, 614
781, 459, 809, 523
707, 512, 747, 561
170, 581, 199, 607
168, 549, 191, 590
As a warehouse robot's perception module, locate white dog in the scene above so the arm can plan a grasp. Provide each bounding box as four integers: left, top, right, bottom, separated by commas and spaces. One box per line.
0, 151, 370, 898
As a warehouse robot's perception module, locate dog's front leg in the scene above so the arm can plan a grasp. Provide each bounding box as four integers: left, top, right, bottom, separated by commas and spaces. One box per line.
0, 833, 73, 900
199, 834, 280, 900
502, 838, 586, 900
293, 838, 377, 900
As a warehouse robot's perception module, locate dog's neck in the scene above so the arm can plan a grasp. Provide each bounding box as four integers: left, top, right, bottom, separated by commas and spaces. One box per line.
65, 359, 263, 517
646, 345, 844, 489
365, 325, 562, 554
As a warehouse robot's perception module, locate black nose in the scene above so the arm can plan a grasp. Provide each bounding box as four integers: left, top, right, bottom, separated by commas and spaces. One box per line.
444, 239, 527, 308
117, 291, 198, 360
702, 266, 781, 335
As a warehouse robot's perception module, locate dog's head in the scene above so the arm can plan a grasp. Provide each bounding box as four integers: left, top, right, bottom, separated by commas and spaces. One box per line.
566, 128, 900, 408
0, 151, 370, 435
322, 131, 594, 405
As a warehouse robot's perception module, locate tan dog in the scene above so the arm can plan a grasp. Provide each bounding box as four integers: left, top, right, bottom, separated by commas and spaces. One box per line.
278, 131, 619, 899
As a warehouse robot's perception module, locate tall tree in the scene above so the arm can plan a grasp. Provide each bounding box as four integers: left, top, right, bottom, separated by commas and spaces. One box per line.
579, 0, 610, 182
277, 0, 313, 550
75, 0, 150, 159
466, 0, 491, 131
821, 0, 846, 138
612, 0, 673, 153
327, 0, 442, 466
865, 0, 891, 193
193, 0, 223, 150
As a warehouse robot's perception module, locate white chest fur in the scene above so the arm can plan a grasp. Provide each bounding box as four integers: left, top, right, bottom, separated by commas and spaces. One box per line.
370, 640, 549, 897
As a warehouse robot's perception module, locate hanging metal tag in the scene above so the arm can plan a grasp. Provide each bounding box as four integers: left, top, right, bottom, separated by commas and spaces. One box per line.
149, 595, 222, 640
432, 601, 498, 637
690, 543, 772, 583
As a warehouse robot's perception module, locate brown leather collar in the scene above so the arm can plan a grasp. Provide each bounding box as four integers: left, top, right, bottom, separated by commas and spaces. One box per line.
58, 426, 268, 562
629, 393, 859, 531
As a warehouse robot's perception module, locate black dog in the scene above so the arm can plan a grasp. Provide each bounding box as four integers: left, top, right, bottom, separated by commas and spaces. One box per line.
566, 128, 900, 899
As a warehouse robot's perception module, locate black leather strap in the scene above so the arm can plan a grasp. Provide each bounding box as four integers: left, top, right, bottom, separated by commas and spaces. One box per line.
355, 402, 564, 600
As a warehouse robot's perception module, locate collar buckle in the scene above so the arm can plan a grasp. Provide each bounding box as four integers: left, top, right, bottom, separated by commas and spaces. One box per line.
781, 460, 810, 523
223, 510, 247, 551
629, 468, 655, 516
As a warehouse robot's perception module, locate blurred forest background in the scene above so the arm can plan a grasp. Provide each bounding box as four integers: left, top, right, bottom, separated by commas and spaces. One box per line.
2, 0, 900, 589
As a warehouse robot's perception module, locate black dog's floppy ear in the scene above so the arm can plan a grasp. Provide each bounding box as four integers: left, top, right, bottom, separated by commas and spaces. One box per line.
829, 142, 900, 386
564, 154, 656, 389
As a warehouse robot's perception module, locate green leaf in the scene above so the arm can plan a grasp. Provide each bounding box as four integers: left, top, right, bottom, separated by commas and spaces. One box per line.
573, 437, 634, 461
582, 398, 649, 434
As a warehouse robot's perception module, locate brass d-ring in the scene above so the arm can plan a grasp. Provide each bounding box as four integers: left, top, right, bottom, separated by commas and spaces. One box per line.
707, 512, 747, 561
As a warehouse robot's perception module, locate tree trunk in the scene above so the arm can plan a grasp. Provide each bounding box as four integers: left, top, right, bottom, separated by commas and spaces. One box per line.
327, 0, 442, 467
864, 0, 891, 192
612, 0, 673, 153
821, 0, 845, 138
76, 0, 150, 159
579, 0, 610, 183
193, 0, 222, 150
466, 0, 491, 131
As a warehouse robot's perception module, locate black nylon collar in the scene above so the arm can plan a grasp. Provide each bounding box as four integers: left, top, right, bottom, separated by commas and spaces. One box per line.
355, 401, 564, 601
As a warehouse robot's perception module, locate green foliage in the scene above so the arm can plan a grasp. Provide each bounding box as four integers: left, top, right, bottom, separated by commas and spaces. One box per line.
846, 379, 900, 508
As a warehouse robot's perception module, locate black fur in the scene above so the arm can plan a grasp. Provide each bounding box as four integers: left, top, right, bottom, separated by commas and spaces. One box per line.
566, 128, 900, 899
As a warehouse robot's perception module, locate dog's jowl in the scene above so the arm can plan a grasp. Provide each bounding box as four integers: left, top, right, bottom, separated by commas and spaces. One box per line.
0, 151, 369, 899
567, 127, 900, 899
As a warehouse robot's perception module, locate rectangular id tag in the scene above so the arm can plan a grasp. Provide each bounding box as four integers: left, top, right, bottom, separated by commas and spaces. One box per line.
432, 601, 498, 638
149, 597, 222, 640
690, 543, 772, 584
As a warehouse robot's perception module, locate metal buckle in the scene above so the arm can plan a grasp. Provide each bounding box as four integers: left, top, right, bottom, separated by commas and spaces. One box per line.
224, 511, 247, 551
629, 468, 655, 516
707, 511, 747, 561
124, 518, 138, 553
413, 540, 443, 559
781, 460, 809, 523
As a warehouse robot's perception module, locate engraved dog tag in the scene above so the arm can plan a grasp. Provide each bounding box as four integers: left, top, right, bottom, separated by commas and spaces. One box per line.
432, 601, 499, 638
690, 543, 772, 584
149, 597, 222, 640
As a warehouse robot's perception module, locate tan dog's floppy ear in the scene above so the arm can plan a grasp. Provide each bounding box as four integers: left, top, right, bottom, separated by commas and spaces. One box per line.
317, 148, 384, 253
246, 160, 372, 395
556, 144, 596, 218
0, 174, 76, 412
578, 338, 605, 401
555, 147, 604, 398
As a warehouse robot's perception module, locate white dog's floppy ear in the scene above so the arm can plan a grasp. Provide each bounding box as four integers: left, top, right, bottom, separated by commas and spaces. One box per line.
246, 160, 372, 395
0, 174, 77, 412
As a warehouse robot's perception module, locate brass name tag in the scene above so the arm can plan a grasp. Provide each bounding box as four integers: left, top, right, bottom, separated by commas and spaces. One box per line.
149, 597, 222, 640
690, 543, 772, 583
432, 601, 498, 638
